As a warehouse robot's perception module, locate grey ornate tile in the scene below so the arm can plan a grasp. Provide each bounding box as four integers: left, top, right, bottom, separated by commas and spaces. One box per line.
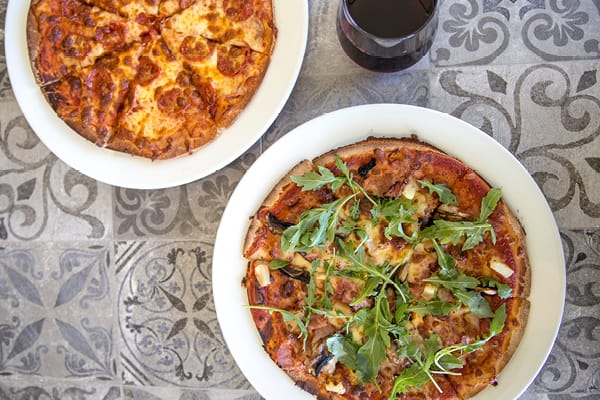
116, 241, 249, 389
0, 379, 122, 400
0, 101, 112, 242
123, 387, 262, 400
112, 154, 256, 242
532, 229, 600, 396
430, 0, 600, 67
261, 70, 429, 149
429, 62, 600, 229
0, 243, 116, 379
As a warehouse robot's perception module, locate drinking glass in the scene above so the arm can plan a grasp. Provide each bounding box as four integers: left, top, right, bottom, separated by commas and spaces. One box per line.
336, 0, 439, 72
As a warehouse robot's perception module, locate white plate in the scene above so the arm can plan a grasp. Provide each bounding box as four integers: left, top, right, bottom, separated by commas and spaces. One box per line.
5, 0, 308, 189
213, 104, 565, 400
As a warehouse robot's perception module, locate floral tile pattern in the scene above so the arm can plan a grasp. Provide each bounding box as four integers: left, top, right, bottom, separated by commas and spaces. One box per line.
532, 229, 600, 396
0, 102, 112, 242
429, 62, 600, 229
0, 380, 122, 400
430, 0, 600, 67
261, 71, 430, 150
0, 243, 115, 379
112, 155, 256, 242
116, 241, 248, 389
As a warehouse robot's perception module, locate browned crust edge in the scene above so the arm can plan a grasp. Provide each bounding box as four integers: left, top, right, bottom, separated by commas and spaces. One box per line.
499, 201, 532, 298
243, 159, 313, 258
497, 298, 531, 376
26, 3, 43, 86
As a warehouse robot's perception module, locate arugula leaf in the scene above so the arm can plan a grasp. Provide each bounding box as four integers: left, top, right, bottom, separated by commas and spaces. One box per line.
390, 335, 442, 397
354, 294, 394, 384
350, 276, 380, 307
421, 219, 495, 251
424, 274, 479, 291
327, 336, 358, 370
432, 303, 507, 370
408, 301, 456, 317
418, 180, 458, 206
281, 196, 353, 252
453, 289, 494, 318
371, 197, 418, 242
247, 305, 308, 341
389, 363, 430, 397
269, 259, 290, 270
478, 187, 502, 222
431, 239, 457, 279
336, 238, 408, 302
421, 188, 503, 251
291, 165, 345, 192
479, 277, 512, 299
356, 332, 387, 384
489, 303, 507, 336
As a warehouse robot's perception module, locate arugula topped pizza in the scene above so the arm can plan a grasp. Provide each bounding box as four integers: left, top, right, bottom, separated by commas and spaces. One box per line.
243, 137, 530, 399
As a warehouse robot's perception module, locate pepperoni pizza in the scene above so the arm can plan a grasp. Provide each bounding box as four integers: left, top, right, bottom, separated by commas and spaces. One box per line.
27, 0, 276, 159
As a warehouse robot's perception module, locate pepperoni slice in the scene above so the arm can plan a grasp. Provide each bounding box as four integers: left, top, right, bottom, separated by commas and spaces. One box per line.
178, 0, 195, 9
223, 0, 254, 21
61, 0, 92, 24
136, 56, 160, 85
86, 68, 115, 106
157, 88, 189, 113
95, 22, 126, 49
217, 45, 249, 76
61, 34, 91, 58
180, 36, 215, 62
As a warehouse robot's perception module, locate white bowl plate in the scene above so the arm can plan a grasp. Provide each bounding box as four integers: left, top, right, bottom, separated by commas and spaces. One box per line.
213, 104, 565, 400
5, 0, 308, 189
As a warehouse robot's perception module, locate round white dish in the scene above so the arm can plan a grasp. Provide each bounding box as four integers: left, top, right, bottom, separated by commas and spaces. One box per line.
213, 104, 565, 400
5, 0, 308, 189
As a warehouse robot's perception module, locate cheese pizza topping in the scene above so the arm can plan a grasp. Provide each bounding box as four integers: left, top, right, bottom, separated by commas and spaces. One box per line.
27, 0, 276, 159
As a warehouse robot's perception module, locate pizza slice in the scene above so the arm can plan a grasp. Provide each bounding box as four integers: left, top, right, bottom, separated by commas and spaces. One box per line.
109, 35, 220, 159
41, 41, 144, 146
27, 0, 151, 85
158, 0, 198, 16
162, 0, 276, 54
75, 0, 159, 18
161, 26, 272, 122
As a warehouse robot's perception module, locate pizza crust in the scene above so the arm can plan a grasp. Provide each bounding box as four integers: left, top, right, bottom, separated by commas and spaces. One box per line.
26, 5, 43, 85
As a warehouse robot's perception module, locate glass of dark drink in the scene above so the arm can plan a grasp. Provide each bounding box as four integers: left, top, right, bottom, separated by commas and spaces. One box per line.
336, 0, 439, 73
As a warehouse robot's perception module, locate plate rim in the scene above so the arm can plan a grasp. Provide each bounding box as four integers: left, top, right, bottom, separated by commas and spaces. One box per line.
213, 104, 566, 400
4, 0, 308, 189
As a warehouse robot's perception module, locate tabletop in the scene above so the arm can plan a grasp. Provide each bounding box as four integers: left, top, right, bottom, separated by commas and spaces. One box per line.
0, 0, 599, 399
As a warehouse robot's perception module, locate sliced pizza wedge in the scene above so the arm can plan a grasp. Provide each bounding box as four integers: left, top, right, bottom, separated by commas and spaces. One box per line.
41, 41, 144, 146
27, 0, 151, 85
162, 0, 276, 54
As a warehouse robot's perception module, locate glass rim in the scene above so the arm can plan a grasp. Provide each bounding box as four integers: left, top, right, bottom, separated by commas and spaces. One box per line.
340, 0, 439, 42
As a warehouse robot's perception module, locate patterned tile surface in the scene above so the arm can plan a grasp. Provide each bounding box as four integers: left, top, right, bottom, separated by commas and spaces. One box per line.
0, 104, 112, 242
0, 0, 599, 399
429, 62, 600, 229
430, 0, 600, 66
115, 241, 248, 389
0, 243, 115, 379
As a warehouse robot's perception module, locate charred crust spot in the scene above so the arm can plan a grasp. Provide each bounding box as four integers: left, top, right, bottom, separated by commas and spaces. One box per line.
358, 157, 376, 178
